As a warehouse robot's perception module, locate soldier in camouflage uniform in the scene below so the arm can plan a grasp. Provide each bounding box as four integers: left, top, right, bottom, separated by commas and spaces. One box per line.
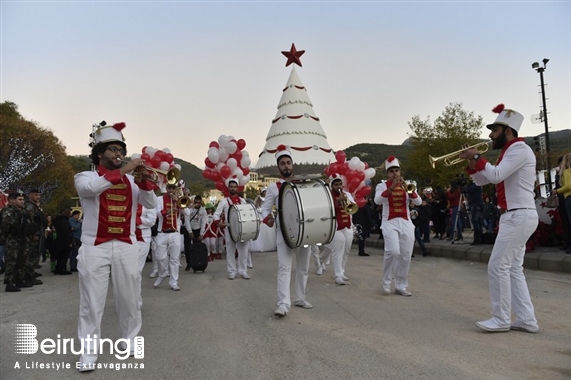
24, 189, 45, 285
0, 192, 31, 292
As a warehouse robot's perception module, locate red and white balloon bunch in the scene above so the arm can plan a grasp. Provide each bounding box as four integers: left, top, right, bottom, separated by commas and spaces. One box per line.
324, 150, 376, 208
202, 135, 251, 197
131, 147, 181, 190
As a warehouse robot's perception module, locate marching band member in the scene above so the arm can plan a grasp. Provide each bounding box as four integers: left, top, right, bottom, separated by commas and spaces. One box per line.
136, 204, 157, 307
74, 122, 156, 371
459, 104, 539, 333
374, 156, 421, 296
261, 146, 312, 317
153, 183, 189, 291
213, 179, 250, 280
328, 174, 356, 285
202, 203, 218, 259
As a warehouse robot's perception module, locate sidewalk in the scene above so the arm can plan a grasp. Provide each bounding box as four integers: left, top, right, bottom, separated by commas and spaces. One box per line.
362, 229, 571, 274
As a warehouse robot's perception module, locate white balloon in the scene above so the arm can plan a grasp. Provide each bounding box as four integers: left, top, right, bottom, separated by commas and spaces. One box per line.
131, 153, 141, 160
227, 158, 238, 170
227, 141, 237, 154
159, 161, 170, 171
218, 135, 229, 147
241, 150, 250, 157
239, 174, 249, 186
174, 164, 182, 170
364, 168, 376, 180
162, 148, 171, 154
232, 167, 244, 178
357, 161, 366, 172
227, 135, 236, 142
240, 156, 251, 168
147, 147, 157, 158
208, 148, 220, 164
216, 162, 225, 171
348, 157, 360, 171
218, 147, 229, 163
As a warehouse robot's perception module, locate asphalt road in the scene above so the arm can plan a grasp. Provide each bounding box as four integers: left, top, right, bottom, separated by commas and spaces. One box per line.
1, 246, 571, 380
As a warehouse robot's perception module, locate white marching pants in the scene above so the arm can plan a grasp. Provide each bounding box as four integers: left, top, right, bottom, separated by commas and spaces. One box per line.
77, 241, 141, 364
487, 209, 538, 327
137, 240, 151, 308
155, 232, 181, 287
204, 237, 216, 255
311, 245, 321, 269
276, 232, 311, 311
330, 227, 353, 279
224, 230, 249, 276
381, 218, 415, 290
150, 238, 158, 274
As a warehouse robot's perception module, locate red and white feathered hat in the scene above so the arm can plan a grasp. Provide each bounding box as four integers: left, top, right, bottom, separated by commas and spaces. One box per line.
95, 122, 126, 146
329, 173, 344, 184
275, 144, 293, 163
384, 155, 400, 171
486, 104, 524, 133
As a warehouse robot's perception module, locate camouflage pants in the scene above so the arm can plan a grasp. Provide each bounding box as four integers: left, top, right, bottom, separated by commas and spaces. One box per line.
4, 238, 28, 284
26, 237, 41, 278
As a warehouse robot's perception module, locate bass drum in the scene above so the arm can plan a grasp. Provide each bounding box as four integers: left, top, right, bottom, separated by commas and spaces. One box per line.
228, 203, 260, 243
278, 179, 336, 249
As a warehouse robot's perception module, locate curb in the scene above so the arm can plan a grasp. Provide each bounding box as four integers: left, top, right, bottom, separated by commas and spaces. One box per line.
358, 238, 571, 274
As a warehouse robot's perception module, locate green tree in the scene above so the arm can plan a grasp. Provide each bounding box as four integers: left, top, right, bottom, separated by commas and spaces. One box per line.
405, 102, 484, 189
0, 101, 75, 215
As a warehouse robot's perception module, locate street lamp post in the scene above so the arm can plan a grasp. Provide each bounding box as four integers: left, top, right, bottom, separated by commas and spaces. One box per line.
532, 58, 550, 170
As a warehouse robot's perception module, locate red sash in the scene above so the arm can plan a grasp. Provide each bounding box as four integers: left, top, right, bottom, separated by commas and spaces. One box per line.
495, 138, 524, 210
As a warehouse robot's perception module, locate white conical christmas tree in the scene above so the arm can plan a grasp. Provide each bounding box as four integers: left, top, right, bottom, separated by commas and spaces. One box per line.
255, 45, 335, 173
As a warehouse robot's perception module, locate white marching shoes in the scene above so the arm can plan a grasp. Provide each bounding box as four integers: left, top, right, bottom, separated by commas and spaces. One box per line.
475, 319, 510, 332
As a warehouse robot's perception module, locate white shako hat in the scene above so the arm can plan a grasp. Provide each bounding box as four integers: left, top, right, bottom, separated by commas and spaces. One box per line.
225, 177, 239, 189
275, 144, 293, 163
329, 173, 343, 184
486, 104, 524, 133
384, 155, 400, 171
94, 121, 126, 146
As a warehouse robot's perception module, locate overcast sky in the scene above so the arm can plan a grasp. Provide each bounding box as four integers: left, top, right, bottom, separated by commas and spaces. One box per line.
2, 1, 570, 168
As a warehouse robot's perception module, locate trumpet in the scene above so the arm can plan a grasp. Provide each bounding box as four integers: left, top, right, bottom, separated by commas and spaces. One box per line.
175, 188, 191, 209
429, 141, 491, 168
123, 160, 180, 185
337, 189, 359, 215
404, 180, 416, 194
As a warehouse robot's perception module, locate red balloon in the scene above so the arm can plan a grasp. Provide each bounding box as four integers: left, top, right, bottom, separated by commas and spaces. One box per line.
209, 141, 220, 149
215, 181, 225, 191
150, 156, 161, 168
356, 171, 365, 182
339, 164, 349, 176
329, 162, 339, 175
211, 171, 221, 182
356, 198, 367, 208
165, 153, 174, 164
232, 150, 243, 163
238, 185, 245, 193
204, 157, 215, 169
202, 169, 212, 180
154, 150, 165, 160
335, 150, 346, 164
242, 167, 250, 176
364, 162, 369, 169
348, 177, 361, 192
237, 139, 246, 150
361, 185, 372, 196
345, 169, 355, 179
220, 165, 231, 179
142, 146, 147, 154
141, 153, 150, 162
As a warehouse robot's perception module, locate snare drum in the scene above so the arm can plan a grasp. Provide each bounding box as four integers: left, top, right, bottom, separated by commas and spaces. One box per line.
228, 203, 260, 243
278, 179, 336, 249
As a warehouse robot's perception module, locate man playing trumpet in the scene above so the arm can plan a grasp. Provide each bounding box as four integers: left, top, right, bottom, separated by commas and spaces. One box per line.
459, 104, 539, 334
374, 156, 421, 296
328, 174, 357, 285
74, 122, 157, 371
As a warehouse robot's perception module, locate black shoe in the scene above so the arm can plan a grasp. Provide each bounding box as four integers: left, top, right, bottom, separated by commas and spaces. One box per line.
412, 254, 415, 258
422, 251, 431, 257
185, 265, 191, 272
35, 265, 42, 269
5, 283, 21, 292
16, 281, 33, 288
358, 252, 370, 256
35, 272, 42, 277
71, 269, 78, 272
59, 271, 72, 275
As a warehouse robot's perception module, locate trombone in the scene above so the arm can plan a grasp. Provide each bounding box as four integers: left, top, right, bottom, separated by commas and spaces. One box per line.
429, 141, 491, 168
